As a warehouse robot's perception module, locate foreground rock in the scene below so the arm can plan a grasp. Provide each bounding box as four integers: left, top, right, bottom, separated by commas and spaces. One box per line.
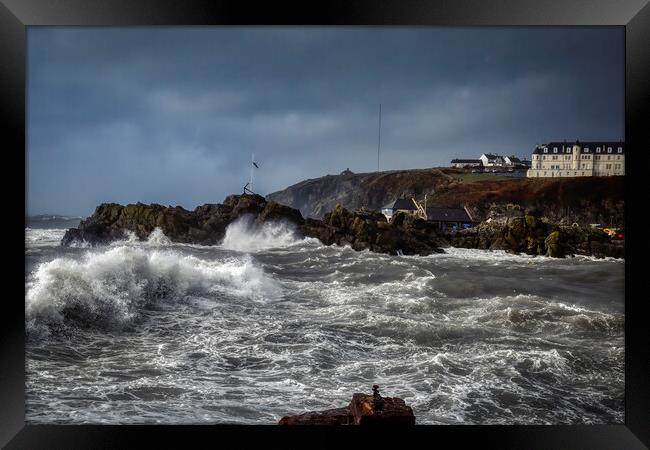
443, 215, 624, 259
61, 194, 446, 256
278, 386, 415, 425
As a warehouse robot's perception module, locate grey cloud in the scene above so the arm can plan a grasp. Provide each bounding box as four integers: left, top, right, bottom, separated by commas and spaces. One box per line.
27, 27, 623, 216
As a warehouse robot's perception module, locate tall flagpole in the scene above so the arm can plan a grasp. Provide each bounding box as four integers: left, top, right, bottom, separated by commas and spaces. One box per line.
250, 152, 254, 193
377, 104, 382, 172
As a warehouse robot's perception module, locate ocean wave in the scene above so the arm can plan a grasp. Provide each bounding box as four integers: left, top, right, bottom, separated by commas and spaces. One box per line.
425, 247, 624, 264
26, 245, 280, 335
450, 295, 624, 335
25, 228, 67, 247
220, 216, 304, 252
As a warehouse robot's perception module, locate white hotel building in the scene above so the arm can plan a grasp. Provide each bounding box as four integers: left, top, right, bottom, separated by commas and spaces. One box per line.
527, 141, 625, 178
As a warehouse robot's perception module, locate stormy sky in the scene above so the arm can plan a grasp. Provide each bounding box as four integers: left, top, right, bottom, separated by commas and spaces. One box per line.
27, 27, 624, 216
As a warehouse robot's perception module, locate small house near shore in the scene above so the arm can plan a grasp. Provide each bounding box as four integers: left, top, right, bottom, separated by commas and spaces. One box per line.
380, 198, 419, 221
426, 207, 473, 231
381, 198, 474, 231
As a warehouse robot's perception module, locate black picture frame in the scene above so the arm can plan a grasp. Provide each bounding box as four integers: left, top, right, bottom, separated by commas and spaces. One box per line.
3, 0, 648, 448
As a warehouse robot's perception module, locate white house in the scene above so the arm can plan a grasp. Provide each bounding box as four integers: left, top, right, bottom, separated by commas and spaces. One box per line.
479, 153, 504, 167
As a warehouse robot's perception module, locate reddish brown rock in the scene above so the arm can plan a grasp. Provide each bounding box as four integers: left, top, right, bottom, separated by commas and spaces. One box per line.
349, 393, 416, 425
278, 387, 415, 425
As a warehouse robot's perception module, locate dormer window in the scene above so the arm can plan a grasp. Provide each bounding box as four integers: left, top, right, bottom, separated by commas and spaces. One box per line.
544, 149, 548, 153
617, 147, 622, 153
607, 147, 612, 153
596, 147, 601, 153
553, 148, 557, 153
584, 148, 589, 152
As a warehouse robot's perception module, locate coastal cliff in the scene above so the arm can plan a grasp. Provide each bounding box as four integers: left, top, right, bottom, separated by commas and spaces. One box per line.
266, 168, 624, 226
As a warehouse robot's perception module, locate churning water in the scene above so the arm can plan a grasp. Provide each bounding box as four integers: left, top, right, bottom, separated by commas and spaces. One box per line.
25, 217, 624, 424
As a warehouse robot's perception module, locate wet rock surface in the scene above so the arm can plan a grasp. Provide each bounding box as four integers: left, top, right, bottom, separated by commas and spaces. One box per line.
278, 386, 416, 425
62, 195, 623, 258
61, 194, 445, 256
443, 215, 624, 259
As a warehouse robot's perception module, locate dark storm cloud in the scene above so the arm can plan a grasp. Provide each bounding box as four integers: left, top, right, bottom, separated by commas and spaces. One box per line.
27, 27, 624, 216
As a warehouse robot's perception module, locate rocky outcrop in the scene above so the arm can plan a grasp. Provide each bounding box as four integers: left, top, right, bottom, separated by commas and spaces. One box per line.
444, 215, 624, 258
303, 204, 445, 255
278, 386, 415, 425
62, 195, 622, 258
63, 194, 265, 246
62, 194, 445, 256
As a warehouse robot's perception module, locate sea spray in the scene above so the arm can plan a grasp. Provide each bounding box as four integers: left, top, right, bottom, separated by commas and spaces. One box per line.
221, 215, 301, 252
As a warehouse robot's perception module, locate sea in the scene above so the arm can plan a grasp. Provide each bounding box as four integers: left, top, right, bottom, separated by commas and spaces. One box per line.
25, 215, 625, 424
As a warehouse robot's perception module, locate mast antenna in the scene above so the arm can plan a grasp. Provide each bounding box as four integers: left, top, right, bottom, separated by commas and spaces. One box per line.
244, 153, 259, 195
377, 103, 382, 172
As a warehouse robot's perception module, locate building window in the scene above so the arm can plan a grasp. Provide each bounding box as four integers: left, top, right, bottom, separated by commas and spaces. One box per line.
543, 155, 546, 160
617, 155, 621, 160
596, 147, 601, 152
618, 147, 622, 153
574, 172, 577, 175
585, 147, 589, 152
607, 147, 612, 153
553, 147, 557, 152
544, 149, 548, 153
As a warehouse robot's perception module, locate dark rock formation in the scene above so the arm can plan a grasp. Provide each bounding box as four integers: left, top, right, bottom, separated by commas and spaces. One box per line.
62, 194, 622, 259
444, 215, 624, 259
61, 194, 446, 256
278, 387, 415, 425
305, 204, 445, 256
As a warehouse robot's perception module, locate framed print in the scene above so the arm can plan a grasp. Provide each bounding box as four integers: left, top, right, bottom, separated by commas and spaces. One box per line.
3, 0, 649, 448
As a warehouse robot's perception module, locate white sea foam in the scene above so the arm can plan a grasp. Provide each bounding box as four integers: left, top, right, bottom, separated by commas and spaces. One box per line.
26, 244, 280, 332
220, 216, 302, 252
25, 228, 67, 247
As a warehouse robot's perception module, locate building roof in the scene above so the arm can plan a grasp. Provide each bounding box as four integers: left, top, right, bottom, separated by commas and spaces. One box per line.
506, 156, 522, 163
381, 198, 418, 211
533, 141, 625, 155
451, 159, 482, 163
481, 153, 499, 160
426, 207, 472, 222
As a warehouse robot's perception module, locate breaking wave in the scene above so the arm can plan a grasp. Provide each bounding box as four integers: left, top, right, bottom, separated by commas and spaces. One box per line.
116, 227, 173, 247
26, 244, 280, 335
220, 216, 304, 252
